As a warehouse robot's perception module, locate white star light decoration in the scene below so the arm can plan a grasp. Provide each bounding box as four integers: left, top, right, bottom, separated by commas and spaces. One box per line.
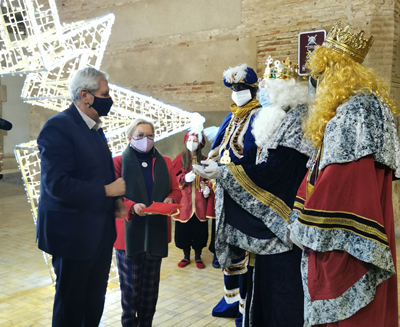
1, 0, 205, 289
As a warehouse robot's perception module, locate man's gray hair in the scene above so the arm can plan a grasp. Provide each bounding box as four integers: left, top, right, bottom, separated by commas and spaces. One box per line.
69, 67, 109, 101
126, 118, 155, 137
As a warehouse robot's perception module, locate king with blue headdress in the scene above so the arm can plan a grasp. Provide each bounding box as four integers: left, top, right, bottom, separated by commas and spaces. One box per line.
206, 63, 261, 326
195, 57, 313, 326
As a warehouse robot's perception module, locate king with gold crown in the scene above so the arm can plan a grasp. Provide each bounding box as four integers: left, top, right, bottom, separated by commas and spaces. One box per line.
288, 22, 400, 326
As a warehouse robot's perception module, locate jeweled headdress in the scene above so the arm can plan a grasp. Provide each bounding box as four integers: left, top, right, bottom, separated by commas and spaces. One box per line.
263, 56, 298, 80
322, 21, 374, 64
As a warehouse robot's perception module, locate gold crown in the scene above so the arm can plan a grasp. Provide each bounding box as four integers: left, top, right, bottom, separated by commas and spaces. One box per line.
322, 21, 374, 64
264, 56, 298, 80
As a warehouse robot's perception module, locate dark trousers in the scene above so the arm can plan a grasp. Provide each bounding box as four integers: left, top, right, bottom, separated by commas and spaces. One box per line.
115, 249, 162, 327
51, 245, 113, 327
244, 265, 254, 327
250, 247, 304, 327
174, 215, 208, 251
209, 218, 216, 253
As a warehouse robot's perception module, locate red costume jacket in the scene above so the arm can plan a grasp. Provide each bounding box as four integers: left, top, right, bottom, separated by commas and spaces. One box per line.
172, 153, 215, 222
113, 154, 181, 250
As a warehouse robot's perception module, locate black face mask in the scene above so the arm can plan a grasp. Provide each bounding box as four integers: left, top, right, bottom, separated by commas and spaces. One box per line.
89, 95, 114, 117
308, 76, 318, 98
309, 76, 318, 89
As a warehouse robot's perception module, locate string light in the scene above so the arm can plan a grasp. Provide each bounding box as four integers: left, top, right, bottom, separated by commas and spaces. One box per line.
3, 0, 205, 290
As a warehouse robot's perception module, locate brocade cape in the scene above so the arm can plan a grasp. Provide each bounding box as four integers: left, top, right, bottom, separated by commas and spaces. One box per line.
289, 93, 400, 326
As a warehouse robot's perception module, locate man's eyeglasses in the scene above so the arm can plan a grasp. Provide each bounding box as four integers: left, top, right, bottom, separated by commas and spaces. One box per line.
132, 133, 155, 140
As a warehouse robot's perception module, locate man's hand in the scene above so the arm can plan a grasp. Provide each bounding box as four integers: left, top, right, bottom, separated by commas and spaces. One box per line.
193, 160, 220, 179
115, 198, 127, 218
133, 203, 147, 217
105, 178, 126, 197
163, 197, 174, 204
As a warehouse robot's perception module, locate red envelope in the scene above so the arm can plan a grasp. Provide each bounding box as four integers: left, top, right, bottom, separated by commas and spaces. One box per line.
139, 202, 183, 216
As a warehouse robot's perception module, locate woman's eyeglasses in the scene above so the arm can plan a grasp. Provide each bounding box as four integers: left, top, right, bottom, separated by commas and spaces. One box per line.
132, 133, 155, 140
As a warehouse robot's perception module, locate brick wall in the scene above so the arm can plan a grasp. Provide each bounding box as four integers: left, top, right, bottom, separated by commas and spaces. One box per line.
53, 0, 400, 227
56, 0, 400, 110
0, 83, 6, 155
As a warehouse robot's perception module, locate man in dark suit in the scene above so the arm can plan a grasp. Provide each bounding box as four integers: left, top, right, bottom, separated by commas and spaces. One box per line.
37, 67, 126, 327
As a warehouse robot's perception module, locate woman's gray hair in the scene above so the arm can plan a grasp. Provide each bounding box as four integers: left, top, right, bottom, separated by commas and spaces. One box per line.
126, 118, 155, 137
69, 67, 109, 101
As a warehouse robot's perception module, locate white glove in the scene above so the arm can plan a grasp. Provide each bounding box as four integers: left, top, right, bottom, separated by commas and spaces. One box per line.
202, 185, 210, 197
193, 160, 220, 179
185, 171, 196, 183
289, 228, 304, 250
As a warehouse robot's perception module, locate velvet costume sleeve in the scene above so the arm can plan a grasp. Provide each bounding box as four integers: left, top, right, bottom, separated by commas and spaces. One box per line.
176, 167, 189, 189
37, 123, 107, 207
206, 188, 216, 219
172, 152, 183, 176
210, 112, 233, 150
215, 145, 308, 268
241, 112, 258, 158
164, 156, 182, 205
113, 155, 135, 216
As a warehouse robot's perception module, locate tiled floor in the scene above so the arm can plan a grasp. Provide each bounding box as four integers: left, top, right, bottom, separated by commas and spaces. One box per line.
0, 179, 399, 326
0, 181, 235, 327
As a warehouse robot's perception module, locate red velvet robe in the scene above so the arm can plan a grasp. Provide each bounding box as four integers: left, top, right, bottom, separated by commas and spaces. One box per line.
292, 155, 398, 326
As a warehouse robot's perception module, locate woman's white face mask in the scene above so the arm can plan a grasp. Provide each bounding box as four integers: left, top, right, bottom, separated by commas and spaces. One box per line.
232, 89, 252, 107
186, 140, 199, 152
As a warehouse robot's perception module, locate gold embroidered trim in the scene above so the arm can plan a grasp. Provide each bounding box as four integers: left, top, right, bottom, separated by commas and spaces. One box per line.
248, 252, 256, 267
224, 291, 240, 298
227, 163, 291, 223
217, 102, 260, 161
293, 199, 305, 213
299, 210, 388, 247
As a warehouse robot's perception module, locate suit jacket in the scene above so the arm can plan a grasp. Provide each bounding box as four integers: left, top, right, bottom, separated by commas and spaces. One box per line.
37, 103, 117, 261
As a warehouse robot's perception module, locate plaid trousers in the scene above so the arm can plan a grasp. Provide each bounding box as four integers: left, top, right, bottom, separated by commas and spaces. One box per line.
115, 249, 162, 327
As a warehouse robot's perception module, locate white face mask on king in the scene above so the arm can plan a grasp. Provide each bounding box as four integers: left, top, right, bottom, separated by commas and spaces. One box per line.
232, 89, 252, 107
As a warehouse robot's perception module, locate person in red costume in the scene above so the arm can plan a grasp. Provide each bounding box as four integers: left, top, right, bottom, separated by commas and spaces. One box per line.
288, 21, 400, 327
172, 131, 214, 269
113, 118, 181, 327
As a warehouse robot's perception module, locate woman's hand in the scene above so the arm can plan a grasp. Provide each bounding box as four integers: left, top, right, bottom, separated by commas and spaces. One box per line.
133, 203, 147, 216
163, 197, 174, 204
184, 171, 196, 183
202, 185, 210, 198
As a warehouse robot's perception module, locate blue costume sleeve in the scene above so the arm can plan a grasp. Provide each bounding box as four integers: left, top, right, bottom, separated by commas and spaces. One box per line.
241, 113, 257, 157
211, 112, 232, 150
